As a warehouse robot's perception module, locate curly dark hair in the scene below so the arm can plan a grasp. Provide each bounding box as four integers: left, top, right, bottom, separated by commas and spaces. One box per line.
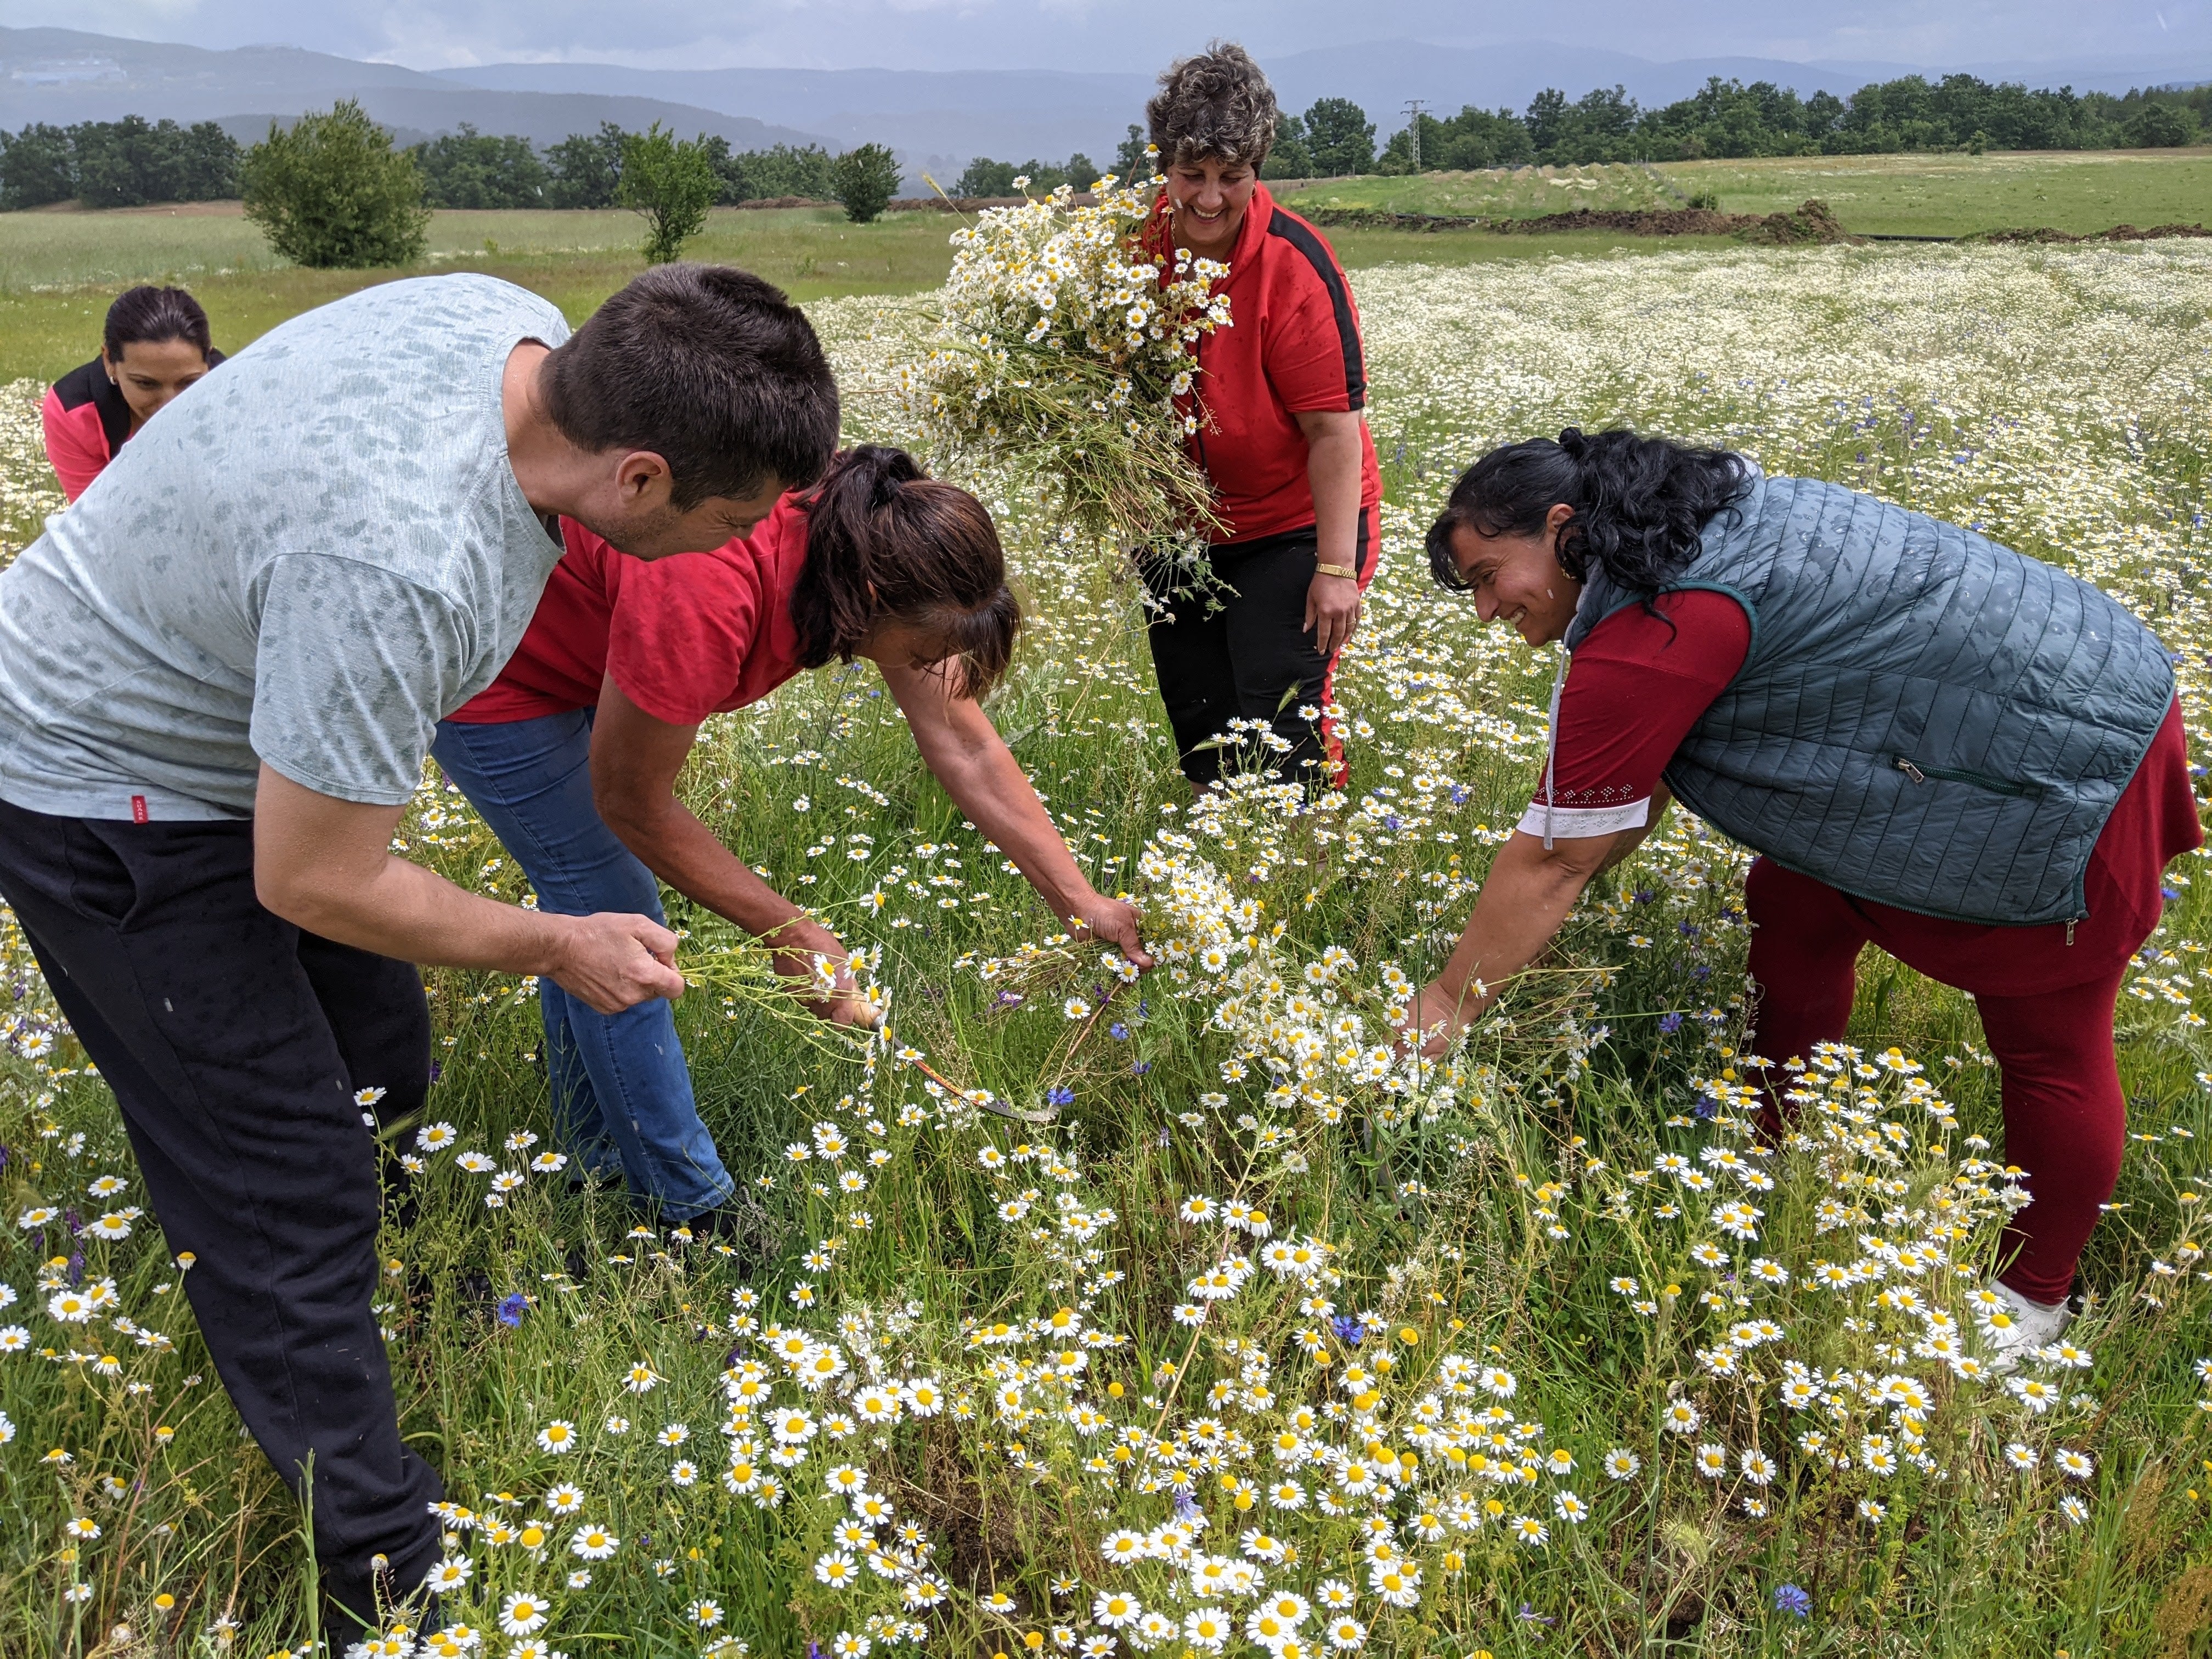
791, 445, 1022, 697
1426, 427, 1754, 599
1146, 41, 1278, 169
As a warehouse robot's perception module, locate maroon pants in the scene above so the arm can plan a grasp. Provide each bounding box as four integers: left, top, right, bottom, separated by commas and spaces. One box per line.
1745, 858, 2126, 1305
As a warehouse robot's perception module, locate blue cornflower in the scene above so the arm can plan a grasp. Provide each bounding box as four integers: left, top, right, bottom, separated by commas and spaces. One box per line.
496, 1292, 528, 1328
1657, 1013, 1684, 1035
1132, 1060, 1150, 1075
1381, 814, 1402, 831
1109, 1022, 1130, 1040
1046, 1086, 1075, 1107
1774, 1584, 1811, 1618
1449, 785, 1469, 805
1331, 1315, 1365, 1346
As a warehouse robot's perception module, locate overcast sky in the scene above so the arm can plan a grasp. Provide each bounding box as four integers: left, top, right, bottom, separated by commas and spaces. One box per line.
11, 0, 2208, 74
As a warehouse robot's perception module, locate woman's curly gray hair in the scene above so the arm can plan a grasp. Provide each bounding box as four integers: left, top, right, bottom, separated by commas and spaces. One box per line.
1146, 41, 1278, 170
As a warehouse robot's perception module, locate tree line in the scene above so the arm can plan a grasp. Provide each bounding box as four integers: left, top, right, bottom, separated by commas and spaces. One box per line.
0, 116, 241, 210
3, 70, 2200, 219
1372, 74, 2205, 173
0, 111, 901, 215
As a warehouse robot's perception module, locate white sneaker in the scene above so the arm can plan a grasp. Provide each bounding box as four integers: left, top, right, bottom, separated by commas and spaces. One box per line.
1972, 1279, 2072, 1374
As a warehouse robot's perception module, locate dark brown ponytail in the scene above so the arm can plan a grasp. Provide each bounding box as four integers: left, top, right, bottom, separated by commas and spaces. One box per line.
791, 445, 1022, 696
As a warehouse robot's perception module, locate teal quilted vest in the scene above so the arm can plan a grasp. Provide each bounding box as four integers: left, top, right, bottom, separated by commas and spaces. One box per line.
1560, 475, 2175, 926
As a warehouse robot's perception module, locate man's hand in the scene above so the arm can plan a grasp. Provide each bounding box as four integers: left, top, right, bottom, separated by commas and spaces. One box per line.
544, 912, 685, 1015
1305, 572, 1362, 659
253, 764, 679, 1014
765, 917, 880, 1028
1069, 895, 1154, 969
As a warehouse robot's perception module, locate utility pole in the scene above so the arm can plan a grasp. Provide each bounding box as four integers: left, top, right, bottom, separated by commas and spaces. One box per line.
1402, 99, 1427, 171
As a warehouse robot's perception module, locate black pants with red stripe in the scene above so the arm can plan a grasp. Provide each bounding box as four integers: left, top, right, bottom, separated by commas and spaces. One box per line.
0, 802, 443, 1625
1144, 505, 1378, 789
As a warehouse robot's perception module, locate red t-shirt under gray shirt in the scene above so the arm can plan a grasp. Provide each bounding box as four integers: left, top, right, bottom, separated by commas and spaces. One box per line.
451, 492, 812, 728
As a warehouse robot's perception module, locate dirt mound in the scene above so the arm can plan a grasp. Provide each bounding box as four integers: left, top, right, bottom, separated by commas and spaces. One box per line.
1979, 221, 2210, 244
1304, 198, 1851, 243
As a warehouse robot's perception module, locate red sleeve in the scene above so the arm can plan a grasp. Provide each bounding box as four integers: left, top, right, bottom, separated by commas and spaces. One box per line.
41, 386, 109, 503
1520, 590, 1751, 839
1265, 266, 1363, 415
603, 551, 767, 728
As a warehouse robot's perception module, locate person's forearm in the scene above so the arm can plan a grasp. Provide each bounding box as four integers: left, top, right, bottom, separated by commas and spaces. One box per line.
1432, 838, 1599, 1017
912, 709, 1098, 924
1307, 424, 1364, 569
601, 791, 812, 943
262, 848, 573, 977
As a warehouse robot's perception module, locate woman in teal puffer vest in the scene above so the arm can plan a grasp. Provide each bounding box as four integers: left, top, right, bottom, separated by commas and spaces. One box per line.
1409, 427, 2200, 1368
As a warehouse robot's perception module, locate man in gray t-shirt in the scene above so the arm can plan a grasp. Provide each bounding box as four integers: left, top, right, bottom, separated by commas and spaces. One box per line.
0, 266, 839, 1628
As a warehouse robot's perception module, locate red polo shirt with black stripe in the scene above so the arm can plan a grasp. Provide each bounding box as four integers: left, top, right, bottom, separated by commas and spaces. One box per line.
1149, 184, 1383, 545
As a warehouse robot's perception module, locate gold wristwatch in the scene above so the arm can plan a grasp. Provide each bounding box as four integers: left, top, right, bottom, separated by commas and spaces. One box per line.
1315, 561, 1357, 580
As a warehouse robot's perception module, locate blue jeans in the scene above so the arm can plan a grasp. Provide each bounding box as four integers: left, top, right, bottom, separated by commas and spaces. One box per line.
431, 711, 734, 1222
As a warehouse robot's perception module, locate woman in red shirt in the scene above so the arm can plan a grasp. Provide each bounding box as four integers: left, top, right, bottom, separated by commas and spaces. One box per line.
433, 445, 1150, 1226
1409, 428, 2200, 1365
42, 285, 222, 502
1138, 44, 1384, 794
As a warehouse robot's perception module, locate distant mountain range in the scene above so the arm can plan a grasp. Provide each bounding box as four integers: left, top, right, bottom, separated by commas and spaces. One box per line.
5, 24, 2205, 191
0, 26, 829, 155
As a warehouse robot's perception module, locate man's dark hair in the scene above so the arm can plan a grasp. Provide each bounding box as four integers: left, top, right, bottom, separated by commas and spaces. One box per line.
104, 285, 213, 360
544, 263, 840, 509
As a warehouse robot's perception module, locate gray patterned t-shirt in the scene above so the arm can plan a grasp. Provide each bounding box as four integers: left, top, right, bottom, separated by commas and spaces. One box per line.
0, 273, 572, 820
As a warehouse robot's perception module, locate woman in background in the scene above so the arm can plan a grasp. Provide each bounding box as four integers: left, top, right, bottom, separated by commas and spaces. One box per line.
42, 284, 223, 501
1137, 42, 1383, 797
436, 444, 1150, 1228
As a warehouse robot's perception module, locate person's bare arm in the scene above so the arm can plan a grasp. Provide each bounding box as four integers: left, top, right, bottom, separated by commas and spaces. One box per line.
588, 679, 873, 1024
252, 765, 682, 1015
1401, 792, 1670, 1055
1296, 407, 1367, 659
881, 659, 1152, 967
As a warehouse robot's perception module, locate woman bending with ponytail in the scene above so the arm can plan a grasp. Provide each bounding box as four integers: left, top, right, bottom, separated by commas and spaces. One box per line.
435, 445, 1150, 1227
1413, 428, 2198, 1365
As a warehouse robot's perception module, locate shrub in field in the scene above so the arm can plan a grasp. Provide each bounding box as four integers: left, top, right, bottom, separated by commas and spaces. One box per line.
618, 124, 719, 264
240, 100, 429, 269
833, 143, 905, 224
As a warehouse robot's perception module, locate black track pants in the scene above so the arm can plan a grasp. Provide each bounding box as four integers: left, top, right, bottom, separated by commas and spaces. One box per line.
1144, 505, 1378, 788
0, 800, 442, 1623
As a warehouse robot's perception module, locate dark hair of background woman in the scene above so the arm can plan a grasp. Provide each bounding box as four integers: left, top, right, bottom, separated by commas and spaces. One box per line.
1426, 428, 1754, 601
104, 285, 213, 361
792, 444, 1023, 696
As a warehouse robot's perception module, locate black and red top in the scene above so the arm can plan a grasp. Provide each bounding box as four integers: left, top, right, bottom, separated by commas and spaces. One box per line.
1536, 590, 2203, 993
1147, 184, 1383, 545
41, 351, 223, 502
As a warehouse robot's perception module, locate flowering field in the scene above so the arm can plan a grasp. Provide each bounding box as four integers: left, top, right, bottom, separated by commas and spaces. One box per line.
3, 241, 2212, 1657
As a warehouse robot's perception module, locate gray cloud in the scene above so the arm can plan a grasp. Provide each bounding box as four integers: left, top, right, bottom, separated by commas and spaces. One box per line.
10, 0, 2208, 73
